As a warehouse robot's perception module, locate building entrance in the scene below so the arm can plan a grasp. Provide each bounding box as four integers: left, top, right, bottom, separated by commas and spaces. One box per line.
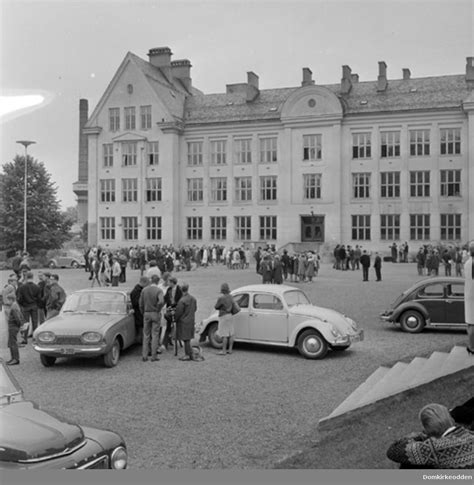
301, 215, 325, 242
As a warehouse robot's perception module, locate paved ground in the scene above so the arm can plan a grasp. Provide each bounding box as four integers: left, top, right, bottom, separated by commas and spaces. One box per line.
0, 262, 468, 469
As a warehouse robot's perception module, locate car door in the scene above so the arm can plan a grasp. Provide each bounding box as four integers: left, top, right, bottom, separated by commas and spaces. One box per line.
445, 282, 465, 324
250, 293, 288, 343
232, 293, 250, 340
414, 283, 446, 323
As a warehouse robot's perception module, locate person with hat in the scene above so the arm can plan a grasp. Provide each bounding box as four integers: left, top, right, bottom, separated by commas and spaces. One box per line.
214, 283, 238, 355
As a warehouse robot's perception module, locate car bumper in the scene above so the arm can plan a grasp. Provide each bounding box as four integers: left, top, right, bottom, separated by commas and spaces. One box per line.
33, 344, 107, 357
380, 312, 394, 322
332, 329, 364, 346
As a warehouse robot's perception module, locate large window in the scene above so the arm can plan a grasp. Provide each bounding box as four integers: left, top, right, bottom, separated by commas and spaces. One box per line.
259, 137, 277, 163
440, 214, 461, 240
146, 216, 162, 240
259, 216, 277, 240
440, 170, 461, 197
409, 129, 430, 156
303, 134, 322, 161
103, 144, 113, 167
352, 173, 370, 199
122, 217, 138, 240
410, 171, 430, 197
380, 131, 400, 158
380, 172, 400, 198
100, 217, 115, 240
235, 139, 252, 164
210, 140, 227, 165
260, 176, 277, 201
235, 216, 251, 241
235, 177, 252, 202
210, 177, 227, 202
440, 128, 461, 155
187, 141, 203, 166
146, 177, 162, 202
380, 214, 400, 241
187, 178, 203, 202
351, 215, 371, 240
122, 178, 137, 202
147, 141, 159, 165
187, 217, 202, 240
410, 214, 430, 240
122, 142, 137, 166
124, 107, 136, 130
303, 174, 321, 200
109, 108, 120, 132
210, 216, 227, 240
100, 179, 115, 203
352, 133, 371, 159
140, 105, 152, 130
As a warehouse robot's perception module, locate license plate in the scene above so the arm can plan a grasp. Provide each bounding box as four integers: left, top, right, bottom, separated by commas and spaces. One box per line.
61, 348, 76, 355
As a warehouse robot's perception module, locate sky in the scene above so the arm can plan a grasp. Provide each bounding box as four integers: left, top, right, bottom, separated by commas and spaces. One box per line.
0, 0, 472, 209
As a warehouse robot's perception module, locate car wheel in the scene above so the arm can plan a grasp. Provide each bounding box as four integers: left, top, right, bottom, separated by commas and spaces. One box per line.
207, 322, 223, 349
400, 310, 425, 333
297, 330, 328, 359
48, 261, 56, 269
103, 339, 121, 367
40, 355, 56, 367
71, 261, 79, 269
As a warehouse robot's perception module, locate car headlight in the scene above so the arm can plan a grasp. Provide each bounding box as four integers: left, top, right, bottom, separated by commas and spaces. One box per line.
330, 326, 342, 338
347, 318, 358, 331
37, 331, 56, 343
110, 446, 127, 469
81, 332, 103, 343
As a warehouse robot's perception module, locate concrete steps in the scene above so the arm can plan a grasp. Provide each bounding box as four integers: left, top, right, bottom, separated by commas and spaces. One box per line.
320, 346, 473, 427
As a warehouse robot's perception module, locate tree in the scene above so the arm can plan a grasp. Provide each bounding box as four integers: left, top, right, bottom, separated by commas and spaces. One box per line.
0, 154, 73, 255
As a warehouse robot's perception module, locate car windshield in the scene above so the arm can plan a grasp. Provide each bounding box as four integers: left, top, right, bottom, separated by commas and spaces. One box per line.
0, 363, 22, 401
283, 289, 310, 307
62, 291, 127, 314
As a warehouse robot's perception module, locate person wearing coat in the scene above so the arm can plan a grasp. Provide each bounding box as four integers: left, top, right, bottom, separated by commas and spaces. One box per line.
360, 250, 371, 282
464, 242, 474, 355
260, 256, 273, 284
305, 253, 316, 282
163, 277, 183, 349
272, 255, 283, 284
373, 252, 382, 281
297, 253, 306, 282
174, 283, 198, 361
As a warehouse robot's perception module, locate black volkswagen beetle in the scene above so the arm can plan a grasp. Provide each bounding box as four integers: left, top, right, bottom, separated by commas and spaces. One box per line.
0, 359, 128, 469
380, 277, 466, 333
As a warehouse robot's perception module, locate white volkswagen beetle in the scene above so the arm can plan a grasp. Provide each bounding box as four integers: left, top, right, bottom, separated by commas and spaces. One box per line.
196, 284, 363, 359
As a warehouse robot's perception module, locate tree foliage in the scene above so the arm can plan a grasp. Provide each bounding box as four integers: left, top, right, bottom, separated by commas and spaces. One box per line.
0, 155, 73, 255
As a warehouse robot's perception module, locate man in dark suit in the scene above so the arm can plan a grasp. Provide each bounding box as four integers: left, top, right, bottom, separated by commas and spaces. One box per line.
174, 283, 197, 361
163, 276, 183, 349
374, 252, 382, 281
360, 250, 371, 282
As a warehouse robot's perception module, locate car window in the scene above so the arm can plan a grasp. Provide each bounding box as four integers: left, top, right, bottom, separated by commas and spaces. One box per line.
447, 283, 464, 298
234, 293, 249, 309
417, 284, 444, 298
284, 290, 310, 307
253, 294, 284, 311
62, 292, 127, 314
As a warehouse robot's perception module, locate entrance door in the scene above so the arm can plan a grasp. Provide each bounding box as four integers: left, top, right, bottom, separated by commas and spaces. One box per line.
301, 215, 324, 242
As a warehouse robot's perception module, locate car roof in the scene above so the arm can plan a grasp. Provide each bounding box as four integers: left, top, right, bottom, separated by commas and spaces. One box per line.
404, 276, 464, 292
232, 284, 303, 295
73, 287, 132, 296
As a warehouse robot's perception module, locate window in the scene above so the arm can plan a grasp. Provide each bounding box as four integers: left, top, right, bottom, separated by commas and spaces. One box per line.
122, 142, 137, 166
259, 215, 277, 240
448, 284, 464, 298
410, 171, 430, 197
235, 216, 251, 241
235, 139, 252, 164
210, 216, 227, 240
235, 177, 252, 202
122, 178, 137, 202
147, 142, 159, 165
234, 293, 249, 308
187, 217, 202, 240
146, 177, 162, 202
109, 108, 120, 132
351, 215, 371, 240
380, 214, 400, 241
140, 105, 152, 130
210, 177, 227, 202
303, 174, 322, 199
260, 176, 277, 201
410, 214, 430, 240
187, 141, 203, 166
146, 216, 162, 240
100, 217, 115, 240
259, 137, 277, 163
124, 107, 136, 130
440, 128, 461, 155
440, 170, 461, 197
380, 172, 400, 198
100, 179, 115, 203
440, 214, 461, 240
210, 140, 227, 165
419, 284, 444, 298
303, 134, 322, 161
409, 129, 430, 156
103, 144, 113, 167
122, 217, 138, 240
352, 173, 370, 199
253, 294, 284, 311
380, 131, 400, 158
352, 133, 372, 159
187, 178, 203, 202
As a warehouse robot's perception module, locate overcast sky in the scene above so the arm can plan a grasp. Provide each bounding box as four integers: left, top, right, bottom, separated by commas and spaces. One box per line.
0, 0, 472, 209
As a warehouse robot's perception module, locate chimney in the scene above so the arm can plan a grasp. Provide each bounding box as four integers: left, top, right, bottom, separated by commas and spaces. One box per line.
466, 57, 474, 85
341, 65, 352, 94
403, 68, 411, 80
148, 47, 172, 82
78, 99, 88, 183
247, 71, 259, 102
171, 59, 192, 92
377, 61, 388, 92
351, 73, 359, 83
302, 67, 314, 87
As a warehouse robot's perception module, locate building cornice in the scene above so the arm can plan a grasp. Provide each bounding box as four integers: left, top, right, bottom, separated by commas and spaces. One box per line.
83, 126, 102, 135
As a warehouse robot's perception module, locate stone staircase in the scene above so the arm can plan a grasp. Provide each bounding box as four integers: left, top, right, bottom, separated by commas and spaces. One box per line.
319, 346, 473, 428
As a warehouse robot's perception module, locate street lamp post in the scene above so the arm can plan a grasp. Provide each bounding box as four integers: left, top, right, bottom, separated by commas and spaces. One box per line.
16, 140, 36, 254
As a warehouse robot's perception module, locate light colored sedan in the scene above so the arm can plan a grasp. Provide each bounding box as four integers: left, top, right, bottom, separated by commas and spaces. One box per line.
47, 251, 86, 269
196, 284, 363, 359
33, 288, 137, 368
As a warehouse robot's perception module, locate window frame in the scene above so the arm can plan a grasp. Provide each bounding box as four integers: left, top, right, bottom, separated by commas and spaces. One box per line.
303, 134, 322, 161
380, 131, 401, 158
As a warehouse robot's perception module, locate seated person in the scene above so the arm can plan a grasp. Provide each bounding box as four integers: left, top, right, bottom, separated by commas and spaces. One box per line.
387, 403, 474, 469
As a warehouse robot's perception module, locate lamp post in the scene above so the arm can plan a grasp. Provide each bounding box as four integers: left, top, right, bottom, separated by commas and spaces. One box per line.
16, 140, 36, 254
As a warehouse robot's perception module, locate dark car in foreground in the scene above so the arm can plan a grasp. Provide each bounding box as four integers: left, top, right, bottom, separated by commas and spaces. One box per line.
380, 277, 466, 333
0, 359, 127, 469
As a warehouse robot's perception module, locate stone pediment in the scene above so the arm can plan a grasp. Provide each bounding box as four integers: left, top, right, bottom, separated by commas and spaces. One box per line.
112, 132, 147, 142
